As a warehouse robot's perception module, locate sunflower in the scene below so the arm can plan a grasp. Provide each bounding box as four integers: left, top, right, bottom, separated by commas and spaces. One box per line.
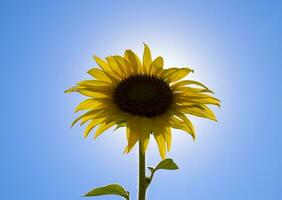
65, 44, 220, 159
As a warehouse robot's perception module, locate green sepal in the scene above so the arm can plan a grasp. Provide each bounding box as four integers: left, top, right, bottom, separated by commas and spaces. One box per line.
114, 121, 126, 131
83, 184, 130, 200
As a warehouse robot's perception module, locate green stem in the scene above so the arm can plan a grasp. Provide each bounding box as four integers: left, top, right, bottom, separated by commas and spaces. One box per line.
138, 141, 147, 200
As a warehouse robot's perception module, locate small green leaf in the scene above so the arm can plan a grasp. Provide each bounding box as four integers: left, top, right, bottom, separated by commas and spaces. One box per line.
155, 158, 179, 171
146, 159, 179, 187
83, 184, 129, 200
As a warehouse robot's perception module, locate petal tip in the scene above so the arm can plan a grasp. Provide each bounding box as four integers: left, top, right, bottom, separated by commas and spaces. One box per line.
64, 89, 72, 93
143, 42, 149, 48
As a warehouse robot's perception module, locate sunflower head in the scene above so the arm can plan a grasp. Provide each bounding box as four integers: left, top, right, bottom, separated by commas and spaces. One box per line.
66, 44, 220, 159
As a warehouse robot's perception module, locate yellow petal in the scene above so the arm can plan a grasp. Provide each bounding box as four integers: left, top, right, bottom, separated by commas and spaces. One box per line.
174, 111, 195, 138
106, 56, 126, 78
150, 114, 171, 136
170, 117, 194, 139
140, 133, 150, 153
77, 88, 110, 98
65, 84, 112, 97
142, 43, 152, 73
175, 104, 217, 121
124, 124, 140, 153
84, 118, 107, 138
164, 128, 172, 151
175, 86, 214, 94
154, 132, 166, 159
80, 113, 107, 126
94, 121, 116, 139
160, 68, 178, 79
80, 105, 124, 126
176, 93, 221, 107
150, 56, 164, 75
77, 80, 110, 87
122, 56, 133, 74
64, 85, 84, 93
139, 117, 152, 153
124, 50, 141, 74
77, 107, 108, 127
152, 56, 164, 68
93, 55, 112, 73
71, 110, 96, 127
87, 68, 112, 83
112, 55, 128, 77
89, 66, 120, 84
166, 68, 193, 83
171, 80, 209, 90
75, 99, 103, 113
169, 110, 195, 139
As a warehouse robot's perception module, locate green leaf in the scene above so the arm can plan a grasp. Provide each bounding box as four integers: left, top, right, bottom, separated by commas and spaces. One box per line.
83, 184, 129, 200
146, 159, 179, 187
155, 158, 179, 171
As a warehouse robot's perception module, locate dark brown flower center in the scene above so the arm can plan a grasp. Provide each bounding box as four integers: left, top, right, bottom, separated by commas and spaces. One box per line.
113, 74, 173, 117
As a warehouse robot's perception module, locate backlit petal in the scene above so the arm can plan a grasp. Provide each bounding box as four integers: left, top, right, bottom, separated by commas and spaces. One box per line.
154, 132, 167, 159
94, 121, 116, 139
166, 68, 193, 83
142, 43, 152, 73
124, 50, 141, 74
150, 56, 164, 75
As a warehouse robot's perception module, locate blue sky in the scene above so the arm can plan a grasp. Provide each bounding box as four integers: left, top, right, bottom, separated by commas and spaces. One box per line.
1, 1, 282, 200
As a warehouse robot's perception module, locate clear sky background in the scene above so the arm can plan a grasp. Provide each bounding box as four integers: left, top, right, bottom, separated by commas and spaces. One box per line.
1, 1, 282, 200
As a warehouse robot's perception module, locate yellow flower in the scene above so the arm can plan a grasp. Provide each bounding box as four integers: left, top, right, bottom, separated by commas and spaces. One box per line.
66, 44, 220, 159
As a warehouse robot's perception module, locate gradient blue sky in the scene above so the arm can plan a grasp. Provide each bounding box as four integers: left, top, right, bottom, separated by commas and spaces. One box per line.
1, 1, 282, 200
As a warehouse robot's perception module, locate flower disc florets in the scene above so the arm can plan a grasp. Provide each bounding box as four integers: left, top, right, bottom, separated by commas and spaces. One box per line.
113, 74, 173, 118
